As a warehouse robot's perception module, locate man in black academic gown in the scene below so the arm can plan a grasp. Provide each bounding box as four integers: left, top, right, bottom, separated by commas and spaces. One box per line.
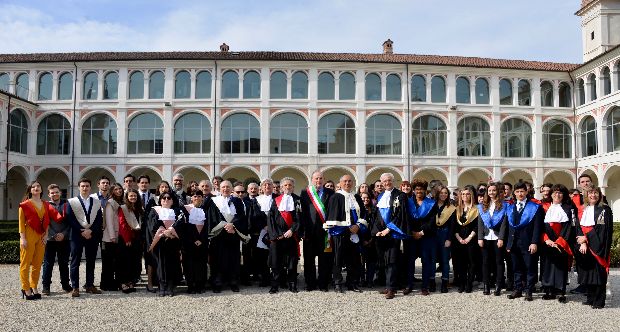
506, 181, 544, 301
299, 170, 334, 291
325, 174, 367, 293
205, 180, 248, 292
67, 178, 103, 297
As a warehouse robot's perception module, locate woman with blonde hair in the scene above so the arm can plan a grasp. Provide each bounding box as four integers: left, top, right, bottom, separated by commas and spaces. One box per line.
452, 185, 479, 293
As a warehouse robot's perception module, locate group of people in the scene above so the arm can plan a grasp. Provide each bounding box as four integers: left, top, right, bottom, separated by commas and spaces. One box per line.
17, 170, 613, 308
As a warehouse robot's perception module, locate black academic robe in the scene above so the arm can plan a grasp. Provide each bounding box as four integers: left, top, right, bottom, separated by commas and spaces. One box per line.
267, 194, 301, 272
326, 192, 367, 235
148, 206, 185, 288
300, 187, 334, 240
244, 196, 267, 235
575, 205, 613, 286
541, 203, 576, 290
452, 208, 480, 284
506, 202, 545, 251
371, 188, 410, 264
410, 199, 438, 239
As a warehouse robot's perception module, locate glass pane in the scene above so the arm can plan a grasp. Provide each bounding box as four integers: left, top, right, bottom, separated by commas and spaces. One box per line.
559, 83, 571, 107
318, 72, 335, 100
270, 71, 287, 99
16, 73, 29, 99
37, 115, 70, 155
129, 71, 144, 99
411, 75, 426, 102
243, 71, 261, 99
83, 72, 98, 100
431, 76, 446, 103
103, 72, 118, 99
456, 77, 470, 104
318, 114, 355, 154
540, 81, 553, 107
195, 71, 212, 99
81, 114, 117, 154
475, 78, 489, 104
38, 73, 53, 101
149, 71, 165, 99
174, 113, 211, 153
339, 73, 355, 100
221, 114, 259, 153
412, 115, 447, 156
577, 80, 585, 105
365, 73, 381, 101
291, 71, 308, 99
175, 71, 191, 99
127, 113, 163, 154
603, 67, 611, 96
270, 113, 308, 154
518, 80, 531, 106
589, 75, 597, 101
222, 71, 239, 98
0, 73, 9, 92
499, 79, 512, 105
386, 74, 401, 101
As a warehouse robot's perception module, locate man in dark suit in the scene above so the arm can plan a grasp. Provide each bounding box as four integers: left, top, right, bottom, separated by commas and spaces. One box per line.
67, 178, 104, 297
300, 170, 334, 291
506, 181, 544, 301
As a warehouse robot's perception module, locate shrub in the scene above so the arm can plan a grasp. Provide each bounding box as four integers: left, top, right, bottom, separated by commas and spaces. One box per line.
0, 241, 19, 264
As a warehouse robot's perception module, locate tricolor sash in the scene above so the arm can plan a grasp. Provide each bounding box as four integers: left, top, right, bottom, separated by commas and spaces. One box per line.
507, 201, 539, 229
307, 186, 327, 223
478, 203, 507, 229
68, 197, 100, 229
407, 197, 435, 220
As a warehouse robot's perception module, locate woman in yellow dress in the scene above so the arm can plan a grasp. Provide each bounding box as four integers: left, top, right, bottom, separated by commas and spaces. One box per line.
19, 181, 62, 300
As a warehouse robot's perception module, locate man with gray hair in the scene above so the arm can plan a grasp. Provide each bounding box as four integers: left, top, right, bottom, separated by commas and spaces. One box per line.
198, 180, 213, 198
172, 173, 188, 205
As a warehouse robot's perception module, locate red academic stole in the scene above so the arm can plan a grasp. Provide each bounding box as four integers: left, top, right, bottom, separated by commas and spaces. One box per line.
542, 202, 551, 212
581, 225, 611, 273
20, 201, 51, 235
275, 195, 299, 256
543, 222, 574, 267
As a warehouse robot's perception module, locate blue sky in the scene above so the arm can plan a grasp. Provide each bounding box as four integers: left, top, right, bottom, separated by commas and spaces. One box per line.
0, 0, 584, 63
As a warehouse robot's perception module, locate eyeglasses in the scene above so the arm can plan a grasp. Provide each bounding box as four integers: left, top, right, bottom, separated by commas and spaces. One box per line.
235, 191, 245, 194
161, 197, 172, 200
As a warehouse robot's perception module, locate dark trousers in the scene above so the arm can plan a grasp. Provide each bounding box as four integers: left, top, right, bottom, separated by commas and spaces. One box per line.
452, 242, 478, 287
269, 238, 299, 286
70, 238, 99, 289
247, 234, 270, 284
511, 246, 538, 293
42, 240, 70, 289
481, 240, 504, 286
420, 236, 437, 289
211, 235, 241, 287
100, 241, 118, 289
332, 234, 360, 287
504, 248, 514, 287
403, 239, 420, 288
182, 246, 208, 291
385, 245, 400, 291
303, 235, 332, 289
435, 227, 451, 281
587, 283, 607, 308
117, 238, 140, 285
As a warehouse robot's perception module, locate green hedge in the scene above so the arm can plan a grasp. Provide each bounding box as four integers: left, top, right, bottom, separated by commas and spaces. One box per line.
610, 223, 620, 268
0, 241, 19, 264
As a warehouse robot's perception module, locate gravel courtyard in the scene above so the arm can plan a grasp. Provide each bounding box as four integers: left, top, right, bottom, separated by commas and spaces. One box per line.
1, 262, 619, 331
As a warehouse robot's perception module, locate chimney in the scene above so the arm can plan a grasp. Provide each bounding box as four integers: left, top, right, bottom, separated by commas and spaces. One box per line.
382, 39, 393, 54
220, 43, 229, 52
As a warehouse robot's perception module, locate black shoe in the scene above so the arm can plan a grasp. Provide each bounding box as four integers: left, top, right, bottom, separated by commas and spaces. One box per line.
441, 280, 448, 293
429, 280, 436, 292
348, 285, 362, 293
42, 288, 51, 296
269, 286, 278, 294
21, 290, 36, 300
591, 304, 604, 309
146, 285, 157, 293
465, 283, 473, 293
62, 285, 73, 293
158, 289, 167, 297
508, 291, 522, 299
524, 292, 533, 301
494, 286, 501, 296
319, 286, 329, 292
334, 285, 345, 293
506, 281, 514, 292
571, 284, 587, 294
288, 282, 298, 293
542, 293, 556, 300
305, 286, 316, 292
582, 300, 593, 306
558, 295, 567, 303
230, 285, 240, 292
458, 285, 465, 293
213, 286, 222, 294
483, 284, 491, 295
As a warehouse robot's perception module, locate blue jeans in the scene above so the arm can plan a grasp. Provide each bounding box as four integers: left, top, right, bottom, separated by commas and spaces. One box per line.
420, 236, 437, 289
42, 240, 70, 289
435, 227, 451, 281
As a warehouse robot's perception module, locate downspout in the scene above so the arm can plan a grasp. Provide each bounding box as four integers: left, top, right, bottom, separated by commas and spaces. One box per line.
568, 71, 578, 187
4, 93, 11, 219
70, 62, 78, 197
213, 61, 218, 179
406, 63, 411, 181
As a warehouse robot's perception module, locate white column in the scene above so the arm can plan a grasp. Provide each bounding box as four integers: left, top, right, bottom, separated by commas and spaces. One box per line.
117, 109, 127, 156
118, 68, 128, 101
260, 108, 270, 155
164, 67, 174, 101
260, 67, 270, 101
512, 78, 519, 105
446, 74, 455, 105
28, 70, 36, 101
356, 70, 365, 104
447, 110, 458, 157
425, 74, 432, 103
190, 69, 196, 99
308, 108, 318, 155
308, 68, 318, 101
533, 114, 543, 159
531, 78, 541, 108
469, 76, 476, 104
553, 81, 560, 107
51, 72, 58, 101
97, 70, 104, 100
356, 110, 366, 157
162, 107, 173, 155
490, 76, 499, 106
381, 72, 387, 101
491, 113, 501, 158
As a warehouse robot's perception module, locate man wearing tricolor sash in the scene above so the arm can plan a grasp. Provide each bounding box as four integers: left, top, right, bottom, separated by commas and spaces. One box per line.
372, 173, 411, 299
325, 174, 367, 293
267, 177, 302, 293
506, 181, 544, 301
299, 170, 334, 291
67, 178, 103, 297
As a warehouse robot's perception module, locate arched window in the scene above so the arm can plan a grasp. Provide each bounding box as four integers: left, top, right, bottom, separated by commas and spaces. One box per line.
411, 75, 426, 102
58, 72, 73, 100
0, 73, 9, 92
581, 116, 597, 157
270, 71, 287, 99
540, 81, 553, 107
365, 73, 381, 101
431, 76, 446, 103
174, 113, 211, 153
195, 71, 212, 99
81, 114, 117, 154
318, 72, 335, 100
103, 72, 118, 99
602, 67, 611, 96
270, 113, 308, 154
8, 109, 28, 153
501, 118, 532, 157
38, 72, 52, 101
457, 117, 490, 156
543, 119, 572, 158
83, 72, 98, 100
412, 115, 447, 156
577, 79, 585, 106
366, 114, 402, 155
221, 113, 260, 153
222, 70, 239, 98
559, 82, 572, 107
291, 71, 308, 99
456, 77, 470, 104
318, 113, 355, 154
606, 107, 620, 152
339, 72, 355, 100
499, 78, 513, 105
386, 74, 401, 101
127, 113, 163, 154
243, 71, 260, 99
149, 71, 165, 99
475, 78, 489, 104
174, 71, 191, 99
129, 71, 144, 99
588, 74, 597, 101
15, 73, 29, 99
517, 79, 531, 106
37, 114, 71, 155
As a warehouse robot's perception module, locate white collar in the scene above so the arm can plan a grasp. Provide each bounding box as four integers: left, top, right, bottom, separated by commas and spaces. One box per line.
580, 205, 596, 226
278, 194, 295, 212
188, 206, 206, 225
544, 203, 569, 223
377, 189, 392, 209
256, 194, 273, 212
158, 207, 176, 221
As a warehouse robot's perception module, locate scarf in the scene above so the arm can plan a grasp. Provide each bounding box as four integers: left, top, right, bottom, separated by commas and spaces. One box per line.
457, 206, 479, 226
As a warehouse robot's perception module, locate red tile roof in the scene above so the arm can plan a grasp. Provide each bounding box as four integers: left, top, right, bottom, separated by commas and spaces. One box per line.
0, 51, 578, 72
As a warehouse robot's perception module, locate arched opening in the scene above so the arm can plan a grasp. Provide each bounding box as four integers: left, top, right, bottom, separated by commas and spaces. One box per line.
178, 167, 210, 185
220, 167, 260, 187
366, 168, 403, 188
6, 167, 28, 219
82, 167, 116, 185
580, 169, 599, 187
458, 168, 489, 189
271, 167, 309, 191
604, 166, 620, 221
37, 168, 70, 200
543, 171, 575, 189
412, 168, 448, 187
127, 167, 163, 187
322, 167, 356, 187
502, 170, 533, 186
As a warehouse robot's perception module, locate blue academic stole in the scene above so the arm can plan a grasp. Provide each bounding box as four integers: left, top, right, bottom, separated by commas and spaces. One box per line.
407, 197, 435, 220
378, 192, 409, 240
506, 201, 539, 229
477, 203, 508, 229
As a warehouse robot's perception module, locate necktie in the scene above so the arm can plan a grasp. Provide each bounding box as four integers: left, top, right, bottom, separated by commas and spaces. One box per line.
517, 202, 523, 213
143, 193, 147, 207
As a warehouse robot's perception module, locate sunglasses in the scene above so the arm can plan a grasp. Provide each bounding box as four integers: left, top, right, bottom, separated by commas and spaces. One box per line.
161, 196, 172, 200
235, 191, 245, 194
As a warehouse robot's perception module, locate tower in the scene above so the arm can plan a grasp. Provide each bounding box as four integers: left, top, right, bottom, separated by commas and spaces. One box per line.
576, 0, 620, 62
